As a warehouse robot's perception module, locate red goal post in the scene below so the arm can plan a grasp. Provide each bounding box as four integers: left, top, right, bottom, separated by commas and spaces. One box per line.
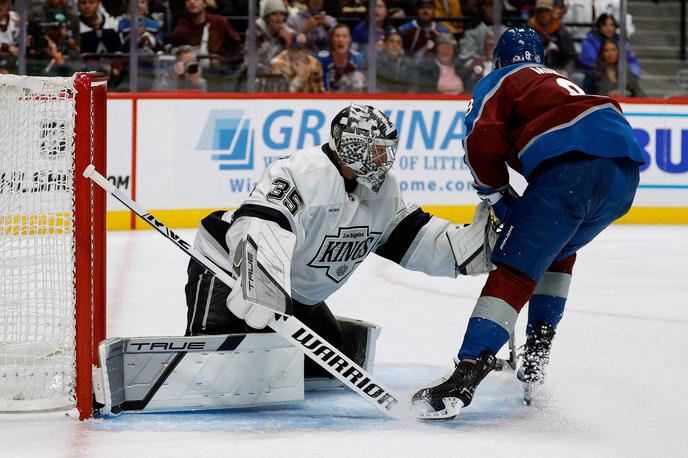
0, 72, 106, 419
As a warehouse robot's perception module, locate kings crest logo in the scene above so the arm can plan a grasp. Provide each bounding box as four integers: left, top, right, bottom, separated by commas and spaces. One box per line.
308, 227, 381, 283
197, 110, 254, 170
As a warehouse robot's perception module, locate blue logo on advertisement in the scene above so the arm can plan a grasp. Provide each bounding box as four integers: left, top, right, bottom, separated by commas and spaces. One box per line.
626, 111, 688, 189
197, 110, 254, 170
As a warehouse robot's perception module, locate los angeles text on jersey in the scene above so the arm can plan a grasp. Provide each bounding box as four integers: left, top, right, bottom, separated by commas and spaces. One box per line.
308, 227, 382, 283
291, 327, 398, 411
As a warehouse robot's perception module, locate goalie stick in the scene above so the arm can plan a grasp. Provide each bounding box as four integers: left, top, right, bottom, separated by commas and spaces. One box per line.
83, 165, 406, 419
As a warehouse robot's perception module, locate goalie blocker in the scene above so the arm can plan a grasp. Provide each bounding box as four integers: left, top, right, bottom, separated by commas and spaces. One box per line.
94, 317, 380, 414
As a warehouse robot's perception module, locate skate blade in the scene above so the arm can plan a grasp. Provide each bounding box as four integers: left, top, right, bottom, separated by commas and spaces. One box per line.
412, 397, 463, 421
522, 382, 532, 406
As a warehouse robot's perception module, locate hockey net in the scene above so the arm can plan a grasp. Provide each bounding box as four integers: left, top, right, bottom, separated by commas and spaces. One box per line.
0, 73, 106, 419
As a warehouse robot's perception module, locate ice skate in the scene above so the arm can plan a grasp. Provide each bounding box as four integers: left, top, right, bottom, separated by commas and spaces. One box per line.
412, 350, 496, 421
517, 322, 556, 405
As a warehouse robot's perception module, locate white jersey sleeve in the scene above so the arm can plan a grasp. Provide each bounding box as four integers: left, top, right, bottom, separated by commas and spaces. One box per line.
374, 191, 459, 278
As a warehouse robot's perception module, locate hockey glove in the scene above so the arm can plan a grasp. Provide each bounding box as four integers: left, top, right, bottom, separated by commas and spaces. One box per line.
474, 184, 519, 221
225, 218, 296, 329
226, 277, 274, 329
449, 201, 500, 276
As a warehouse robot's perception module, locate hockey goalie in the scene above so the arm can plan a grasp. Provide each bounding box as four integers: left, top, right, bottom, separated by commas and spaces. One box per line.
96, 104, 497, 415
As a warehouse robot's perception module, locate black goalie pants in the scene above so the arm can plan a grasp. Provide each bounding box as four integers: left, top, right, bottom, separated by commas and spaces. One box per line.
184, 259, 345, 378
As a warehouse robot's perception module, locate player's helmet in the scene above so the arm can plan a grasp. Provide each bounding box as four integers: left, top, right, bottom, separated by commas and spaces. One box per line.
328, 103, 398, 192
493, 28, 545, 69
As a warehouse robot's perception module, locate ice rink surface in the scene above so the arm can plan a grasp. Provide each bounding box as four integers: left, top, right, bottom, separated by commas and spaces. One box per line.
1, 225, 687, 458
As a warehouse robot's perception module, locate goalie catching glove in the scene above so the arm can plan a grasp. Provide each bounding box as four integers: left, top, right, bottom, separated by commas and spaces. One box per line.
449, 201, 500, 276
226, 218, 296, 329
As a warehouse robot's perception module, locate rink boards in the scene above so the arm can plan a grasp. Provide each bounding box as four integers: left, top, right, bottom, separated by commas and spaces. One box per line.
103, 94, 688, 229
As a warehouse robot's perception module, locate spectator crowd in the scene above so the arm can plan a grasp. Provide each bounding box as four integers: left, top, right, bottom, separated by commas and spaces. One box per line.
0, 0, 644, 96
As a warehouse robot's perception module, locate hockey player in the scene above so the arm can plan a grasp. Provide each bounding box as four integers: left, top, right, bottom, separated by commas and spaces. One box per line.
412, 28, 645, 420
185, 103, 497, 379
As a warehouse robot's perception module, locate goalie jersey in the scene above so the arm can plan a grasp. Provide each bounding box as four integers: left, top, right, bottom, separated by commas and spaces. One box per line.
194, 145, 462, 305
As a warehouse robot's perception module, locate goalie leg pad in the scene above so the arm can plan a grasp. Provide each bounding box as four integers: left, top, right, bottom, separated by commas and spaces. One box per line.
338, 316, 381, 373
96, 333, 304, 415
305, 316, 381, 391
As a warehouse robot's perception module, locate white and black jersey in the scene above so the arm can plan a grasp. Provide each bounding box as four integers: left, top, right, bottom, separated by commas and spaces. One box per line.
194, 145, 462, 305
79, 13, 122, 54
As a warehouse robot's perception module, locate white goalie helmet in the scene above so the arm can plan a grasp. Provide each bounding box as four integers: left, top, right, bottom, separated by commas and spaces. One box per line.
328, 103, 398, 192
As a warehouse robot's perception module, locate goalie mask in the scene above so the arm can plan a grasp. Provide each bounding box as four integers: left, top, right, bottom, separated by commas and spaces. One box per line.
328, 103, 398, 192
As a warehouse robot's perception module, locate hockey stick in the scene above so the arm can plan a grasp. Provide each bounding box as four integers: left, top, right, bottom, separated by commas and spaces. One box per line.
83, 165, 406, 419
494, 333, 517, 371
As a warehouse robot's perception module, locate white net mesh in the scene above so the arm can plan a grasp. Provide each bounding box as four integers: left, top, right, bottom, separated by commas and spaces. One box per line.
0, 75, 78, 411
